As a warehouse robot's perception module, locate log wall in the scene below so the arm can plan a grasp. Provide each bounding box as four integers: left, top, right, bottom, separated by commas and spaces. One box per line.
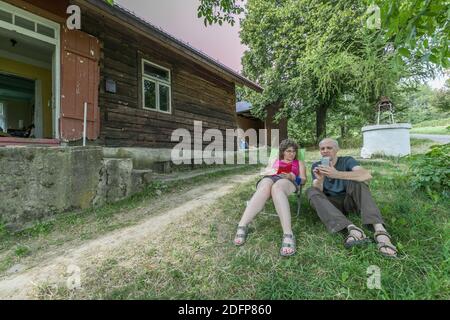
81, 10, 238, 148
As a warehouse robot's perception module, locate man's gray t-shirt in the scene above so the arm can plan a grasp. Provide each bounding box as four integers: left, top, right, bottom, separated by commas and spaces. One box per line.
311, 156, 359, 197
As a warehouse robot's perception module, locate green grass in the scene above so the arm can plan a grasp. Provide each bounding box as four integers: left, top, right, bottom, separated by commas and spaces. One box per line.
412, 117, 450, 128
410, 126, 449, 134
34, 143, 449, 300
0, 165, 260, 275
410, 117, 450, 134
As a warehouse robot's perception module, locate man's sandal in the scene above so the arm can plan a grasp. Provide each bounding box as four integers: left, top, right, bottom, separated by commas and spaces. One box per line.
374, 230, 398, 258
234, 225, 248, 246
344, 225, 370, 249
280, 234, 296, 257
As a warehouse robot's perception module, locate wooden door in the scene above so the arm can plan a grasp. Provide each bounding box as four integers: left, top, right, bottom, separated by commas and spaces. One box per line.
60, 26, 100, 141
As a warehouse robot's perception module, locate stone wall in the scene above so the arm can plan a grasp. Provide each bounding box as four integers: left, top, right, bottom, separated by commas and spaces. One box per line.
0, 147, 104, 231
0, 146, 148, 232
0, 146, 263, 231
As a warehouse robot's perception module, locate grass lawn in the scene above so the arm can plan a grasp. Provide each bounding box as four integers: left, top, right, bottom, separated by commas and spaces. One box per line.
33, 139, 449, 300
410, 126, 449, 134
410, 117, 450, 134
0, 165, 260, 275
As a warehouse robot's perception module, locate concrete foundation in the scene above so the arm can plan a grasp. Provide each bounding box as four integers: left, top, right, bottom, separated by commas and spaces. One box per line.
0, 146, 264, 231
0, 147, 103, 231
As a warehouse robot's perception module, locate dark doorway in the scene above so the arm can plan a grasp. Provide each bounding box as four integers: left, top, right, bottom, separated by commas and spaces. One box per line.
0, 73, 35, 138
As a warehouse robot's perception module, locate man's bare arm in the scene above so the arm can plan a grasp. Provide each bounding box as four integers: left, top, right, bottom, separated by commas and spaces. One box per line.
319, 166, 372, 182
312, 167, 324, 191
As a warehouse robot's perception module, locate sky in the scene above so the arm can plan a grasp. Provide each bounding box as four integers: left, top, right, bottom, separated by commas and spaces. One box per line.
428, 73, 449, 89
114, 0, 447, 89
115, 0, 246, 73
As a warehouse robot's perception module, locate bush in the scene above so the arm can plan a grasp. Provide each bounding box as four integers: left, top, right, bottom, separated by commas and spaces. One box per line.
337, 135, 363, 149
408, 143, 450, 201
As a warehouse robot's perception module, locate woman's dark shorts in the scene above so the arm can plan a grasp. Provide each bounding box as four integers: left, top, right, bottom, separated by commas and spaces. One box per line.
256, 175, 299, 192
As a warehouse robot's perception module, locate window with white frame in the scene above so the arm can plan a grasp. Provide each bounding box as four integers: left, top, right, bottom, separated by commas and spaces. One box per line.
0, 2, 58, 44
142, 60, 171, 113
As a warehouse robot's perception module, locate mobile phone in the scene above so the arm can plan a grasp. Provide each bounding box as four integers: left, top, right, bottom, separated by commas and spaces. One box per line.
321, 157, 330, 167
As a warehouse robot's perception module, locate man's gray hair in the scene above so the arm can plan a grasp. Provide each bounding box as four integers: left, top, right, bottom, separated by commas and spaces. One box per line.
318, 138, 340, 150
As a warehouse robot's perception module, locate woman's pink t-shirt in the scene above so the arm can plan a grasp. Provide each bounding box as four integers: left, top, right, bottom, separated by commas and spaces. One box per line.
273, 159, 299, 176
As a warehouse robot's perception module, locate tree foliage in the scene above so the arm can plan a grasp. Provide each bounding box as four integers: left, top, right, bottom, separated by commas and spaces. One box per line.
431, 88, 450, 112
238, 0, 427, 142
369, 0, 450, 68
197, 0, 244, 26
199, 0, 449, 67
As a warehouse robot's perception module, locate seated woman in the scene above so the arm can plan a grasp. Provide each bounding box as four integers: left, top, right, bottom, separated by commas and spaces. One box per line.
234, 139, 307, 256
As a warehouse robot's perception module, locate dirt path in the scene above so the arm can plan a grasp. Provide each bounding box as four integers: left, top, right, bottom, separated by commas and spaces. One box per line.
0, 172, 258, 299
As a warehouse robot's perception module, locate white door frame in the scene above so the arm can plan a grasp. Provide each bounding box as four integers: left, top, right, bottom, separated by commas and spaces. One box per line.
0, 0, 61, 139
34, 79, 43, 137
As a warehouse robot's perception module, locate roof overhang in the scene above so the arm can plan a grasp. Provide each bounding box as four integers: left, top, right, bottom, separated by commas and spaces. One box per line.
73, 0, 263, 93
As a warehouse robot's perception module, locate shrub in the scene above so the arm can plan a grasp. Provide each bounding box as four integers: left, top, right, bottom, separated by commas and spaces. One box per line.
337, 135, 363, 149
408, 143, 450, 201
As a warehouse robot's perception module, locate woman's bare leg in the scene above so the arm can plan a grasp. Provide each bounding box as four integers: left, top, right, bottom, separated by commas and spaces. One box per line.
234, 178, 273, 245
239, 178, 274, 226
271, 179, 296, 254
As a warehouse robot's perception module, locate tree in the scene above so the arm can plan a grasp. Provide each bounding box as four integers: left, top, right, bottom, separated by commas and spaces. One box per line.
238, 0, 418, 142
198, 0, 450, 67
431, 78, 450, 112
369, 0, 450, 68
197, 0, 244, 26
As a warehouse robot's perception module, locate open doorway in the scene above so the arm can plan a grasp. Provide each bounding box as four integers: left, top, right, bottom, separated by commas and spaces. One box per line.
0, 28, 53, 139
0, 73, 35, 137
0, 0, 60, 141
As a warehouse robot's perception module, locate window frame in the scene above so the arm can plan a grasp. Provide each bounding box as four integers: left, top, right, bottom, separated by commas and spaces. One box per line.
141, 59, 172, 114
0, 1, 59, 45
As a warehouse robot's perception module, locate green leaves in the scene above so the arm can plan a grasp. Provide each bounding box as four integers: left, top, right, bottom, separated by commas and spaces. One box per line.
398, 47, 411, 58
372, 0, 450, 67
341, 271, 350, 282
237, 0, 446, 142
408, 143, 450, 201
197, 0, 244, 27
104, 0, 114, 5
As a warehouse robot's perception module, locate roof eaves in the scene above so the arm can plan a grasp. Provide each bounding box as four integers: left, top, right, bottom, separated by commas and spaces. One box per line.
83, 0, 263, 92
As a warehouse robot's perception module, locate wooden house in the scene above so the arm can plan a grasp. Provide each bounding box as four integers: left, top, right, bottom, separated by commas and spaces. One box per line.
0, 0, 263, 148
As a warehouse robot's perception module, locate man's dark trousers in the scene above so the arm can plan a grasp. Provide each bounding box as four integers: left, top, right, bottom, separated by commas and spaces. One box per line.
306, 181, 385, 233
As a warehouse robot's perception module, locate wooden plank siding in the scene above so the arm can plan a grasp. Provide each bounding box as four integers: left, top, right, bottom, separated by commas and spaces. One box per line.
81, 10, 238, 148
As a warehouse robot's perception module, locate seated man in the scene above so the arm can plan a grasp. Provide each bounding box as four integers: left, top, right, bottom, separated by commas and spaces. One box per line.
306, 138, 397, 258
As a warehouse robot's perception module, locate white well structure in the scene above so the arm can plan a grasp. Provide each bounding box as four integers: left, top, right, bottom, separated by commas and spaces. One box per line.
360, 123, 412, 158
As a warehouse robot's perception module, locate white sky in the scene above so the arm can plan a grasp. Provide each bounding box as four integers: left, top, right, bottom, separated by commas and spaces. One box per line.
427, 73, 449, 89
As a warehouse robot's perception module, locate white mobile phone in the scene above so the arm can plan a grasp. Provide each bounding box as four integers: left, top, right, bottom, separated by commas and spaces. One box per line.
321, 157, 330, 167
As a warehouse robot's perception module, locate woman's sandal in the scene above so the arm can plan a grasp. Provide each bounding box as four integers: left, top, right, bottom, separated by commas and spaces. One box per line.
280, 234, 296, 257
234, 225, 248, 246
344, 225, 371, 249
374, 230, 398, 258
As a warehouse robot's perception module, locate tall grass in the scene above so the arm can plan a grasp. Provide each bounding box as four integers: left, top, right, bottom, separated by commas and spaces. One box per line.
36, 149, 449, 300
